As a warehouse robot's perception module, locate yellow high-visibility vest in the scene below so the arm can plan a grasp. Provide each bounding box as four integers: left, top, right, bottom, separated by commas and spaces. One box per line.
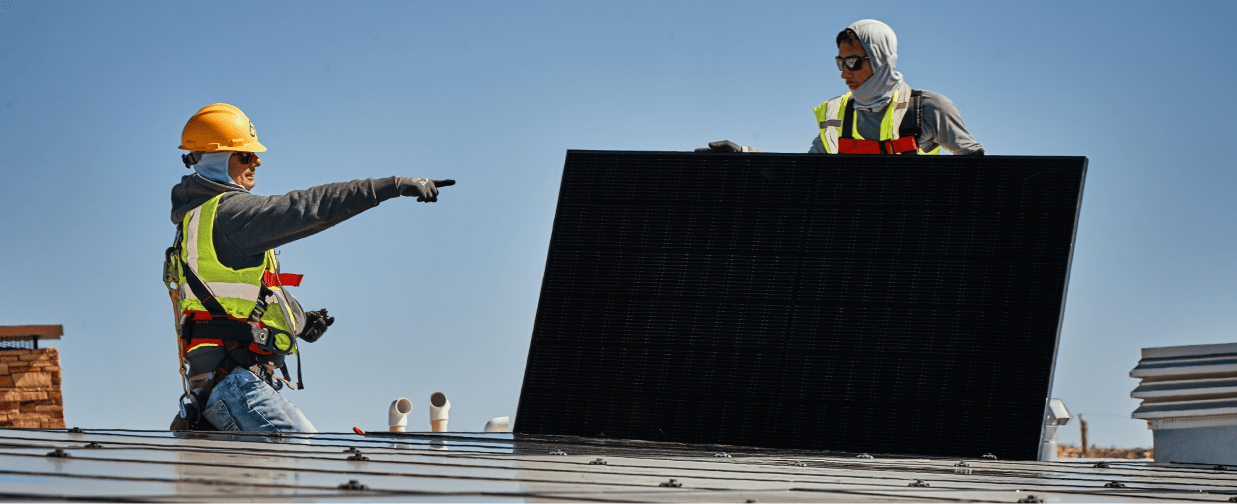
175, 193, 299, 353
813, 90, 940, 155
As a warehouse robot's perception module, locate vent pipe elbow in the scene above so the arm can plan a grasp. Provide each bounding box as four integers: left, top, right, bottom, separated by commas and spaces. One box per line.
430, 392, 450, 432
484, 416, 511, 433
388, 398, 412, 432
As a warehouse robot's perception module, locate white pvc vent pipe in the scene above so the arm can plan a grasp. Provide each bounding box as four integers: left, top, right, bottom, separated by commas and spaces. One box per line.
388, 398, 412, 432
484, 416, 511, 433
430, 392, 450, 432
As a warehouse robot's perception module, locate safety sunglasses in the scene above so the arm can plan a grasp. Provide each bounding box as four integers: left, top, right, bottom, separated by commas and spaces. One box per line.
835, 56, 869, 72
232, 152, 257, 164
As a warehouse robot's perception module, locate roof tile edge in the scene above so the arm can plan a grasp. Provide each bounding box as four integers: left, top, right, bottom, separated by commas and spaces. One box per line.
0, 325, 63, 339
1141, 342, 1237, 359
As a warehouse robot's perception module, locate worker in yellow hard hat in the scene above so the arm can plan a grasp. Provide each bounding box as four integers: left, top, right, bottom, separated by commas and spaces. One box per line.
166, 103, 455, 433
698, 19, 984, 156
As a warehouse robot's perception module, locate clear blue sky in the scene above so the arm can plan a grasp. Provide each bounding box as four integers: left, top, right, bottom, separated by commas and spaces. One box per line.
2, 0, 1234, 449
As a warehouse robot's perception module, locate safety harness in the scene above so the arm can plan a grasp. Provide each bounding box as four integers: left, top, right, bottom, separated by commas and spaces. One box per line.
165, 194, 309, 430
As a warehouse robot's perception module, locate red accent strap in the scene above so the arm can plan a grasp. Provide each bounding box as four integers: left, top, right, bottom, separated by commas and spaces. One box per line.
837, 138, 880, 154
263, 272, 303, 287
184, 310, 258, 325
887, 136, 918, 153
184, 338, 224, 352
837, 137, 919, 154
248, 342, 273, 355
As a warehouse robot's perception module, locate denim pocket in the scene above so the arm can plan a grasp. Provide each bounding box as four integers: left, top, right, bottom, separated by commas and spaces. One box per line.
203, 396, 239, 431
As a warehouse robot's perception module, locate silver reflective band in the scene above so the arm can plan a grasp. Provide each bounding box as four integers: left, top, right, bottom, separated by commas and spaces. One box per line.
820, 119, 842, 129
177, 281, 261, 301
185, 207, 202, 266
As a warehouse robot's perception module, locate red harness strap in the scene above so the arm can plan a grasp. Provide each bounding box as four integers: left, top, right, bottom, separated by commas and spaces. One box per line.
185, 311, 257, 323
837, 136, 919, 154
263, 272, 303, 287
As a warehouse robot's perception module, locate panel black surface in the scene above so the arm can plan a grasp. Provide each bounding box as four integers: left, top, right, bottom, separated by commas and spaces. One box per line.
515, 151, 1086, 460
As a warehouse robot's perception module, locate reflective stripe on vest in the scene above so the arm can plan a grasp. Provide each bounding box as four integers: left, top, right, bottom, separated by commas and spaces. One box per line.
813, 90, 939, 155
176, 194, 297, 348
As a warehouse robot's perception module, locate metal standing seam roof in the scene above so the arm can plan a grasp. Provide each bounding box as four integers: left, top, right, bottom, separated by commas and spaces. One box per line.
0, 427, 1232, 502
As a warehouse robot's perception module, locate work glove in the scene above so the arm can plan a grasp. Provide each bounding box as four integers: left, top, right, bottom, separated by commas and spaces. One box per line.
694, 140, 763, 153
695, 140, 742, 152
299, 309, 334, 343
398, 177, 456, 202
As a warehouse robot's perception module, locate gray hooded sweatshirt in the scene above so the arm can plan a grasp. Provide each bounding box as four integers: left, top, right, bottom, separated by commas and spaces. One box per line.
170, 173, 407, 376
810, 19, 984, 155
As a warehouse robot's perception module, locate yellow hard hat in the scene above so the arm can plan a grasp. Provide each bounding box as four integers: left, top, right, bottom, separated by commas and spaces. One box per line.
179, 103, 267, 152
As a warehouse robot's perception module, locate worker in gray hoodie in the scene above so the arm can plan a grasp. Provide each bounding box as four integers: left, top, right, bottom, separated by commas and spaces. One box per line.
167, 103, 454, 432
699, 19, 983, 155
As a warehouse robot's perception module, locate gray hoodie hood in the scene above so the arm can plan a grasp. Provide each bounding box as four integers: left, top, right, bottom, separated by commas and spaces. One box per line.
847, 19, 904, 111
170, 173, 247, 225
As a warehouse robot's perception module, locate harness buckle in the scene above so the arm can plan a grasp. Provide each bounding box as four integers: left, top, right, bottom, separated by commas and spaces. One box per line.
252, 327, 269, 346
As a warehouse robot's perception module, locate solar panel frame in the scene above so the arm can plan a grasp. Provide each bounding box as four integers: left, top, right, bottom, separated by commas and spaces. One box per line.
515, 150, 1087, 460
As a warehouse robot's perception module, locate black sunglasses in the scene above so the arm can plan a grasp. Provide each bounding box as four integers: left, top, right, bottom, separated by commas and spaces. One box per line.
835, 56, 869, 71
232, 152, 257, 164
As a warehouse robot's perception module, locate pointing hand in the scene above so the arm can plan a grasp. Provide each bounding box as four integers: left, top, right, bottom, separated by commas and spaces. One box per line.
399, 177, 456, 202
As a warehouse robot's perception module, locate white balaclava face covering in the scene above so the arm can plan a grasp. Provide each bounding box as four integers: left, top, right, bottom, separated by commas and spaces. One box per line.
191, 151, 238, 186
846, 19, 904, 112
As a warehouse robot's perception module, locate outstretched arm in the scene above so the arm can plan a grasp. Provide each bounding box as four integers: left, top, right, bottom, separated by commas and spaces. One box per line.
213, 176, 455, 261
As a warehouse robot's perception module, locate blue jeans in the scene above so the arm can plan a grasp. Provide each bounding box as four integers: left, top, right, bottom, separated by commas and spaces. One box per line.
203, 368, 317, 433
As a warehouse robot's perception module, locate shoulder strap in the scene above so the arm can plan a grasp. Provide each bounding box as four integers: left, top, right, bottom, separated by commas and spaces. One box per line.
176, 220, 229, 319
899, 90, 924, 139
841, 96, 856, 139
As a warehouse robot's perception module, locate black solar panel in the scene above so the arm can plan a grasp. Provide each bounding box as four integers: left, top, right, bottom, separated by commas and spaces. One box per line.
515, 151, 1086, 460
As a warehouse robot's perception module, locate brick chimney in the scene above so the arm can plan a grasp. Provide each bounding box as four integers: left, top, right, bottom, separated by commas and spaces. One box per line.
0, 325, 65, 429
